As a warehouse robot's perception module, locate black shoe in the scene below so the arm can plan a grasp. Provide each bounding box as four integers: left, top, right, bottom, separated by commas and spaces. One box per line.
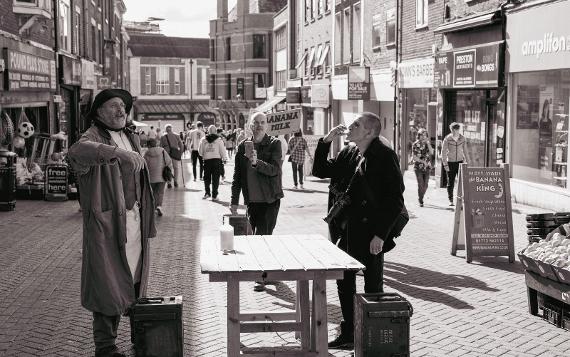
449, 200, 455, 206
328, 332, 354, 349
167, 183, 172, 189
174, 181, 179, 188
95, 345, 125, 357
203, 193, 211, 199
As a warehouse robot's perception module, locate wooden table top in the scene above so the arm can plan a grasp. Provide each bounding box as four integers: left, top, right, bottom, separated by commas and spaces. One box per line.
200, 234, 364, 275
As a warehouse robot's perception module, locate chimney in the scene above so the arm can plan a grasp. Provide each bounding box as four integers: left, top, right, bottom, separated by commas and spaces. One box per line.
217, 0, 228, 19
237, 0, 250, 17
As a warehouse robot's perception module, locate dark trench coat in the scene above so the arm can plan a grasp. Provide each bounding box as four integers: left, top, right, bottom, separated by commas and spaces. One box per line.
68, 125, 156, 316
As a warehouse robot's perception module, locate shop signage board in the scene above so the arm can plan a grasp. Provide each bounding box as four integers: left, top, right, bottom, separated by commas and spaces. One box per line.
3, 49, 56, 91
434, 43, 502, 88
311, 84, 330, 108
144, 113, 185, 121
507, 0, 570, 73
451, 164, 515, 263
286, 87, 301, 104
44, 165, 68, 201
81, 59, 97, 90
347, 66, 370, 100
398, 57, 434, 89
266, 109, 302, 136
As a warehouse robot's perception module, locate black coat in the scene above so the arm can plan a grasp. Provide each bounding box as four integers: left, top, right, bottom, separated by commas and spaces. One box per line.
312, 137, 405, 260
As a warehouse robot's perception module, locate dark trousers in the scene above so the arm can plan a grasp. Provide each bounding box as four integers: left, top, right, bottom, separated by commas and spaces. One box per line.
150, 182, 166, 207
247, 200, 281, 235
446, 161, 462, 201
204, 158, 222, 197
93, 312, 121, 353
414, 169, 429, 203
291, 162, 304, 186
337, 252, 384, 333
220, 160, 225, 178
191, 150, 203, 179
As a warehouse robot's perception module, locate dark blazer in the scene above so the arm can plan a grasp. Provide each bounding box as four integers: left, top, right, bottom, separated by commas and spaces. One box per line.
231, 134, 284, 206
312, 137, 405, 260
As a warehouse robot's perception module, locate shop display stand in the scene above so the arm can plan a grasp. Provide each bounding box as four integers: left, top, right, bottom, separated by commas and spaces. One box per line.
525, 270, 570, 316
553, 113, 568, 188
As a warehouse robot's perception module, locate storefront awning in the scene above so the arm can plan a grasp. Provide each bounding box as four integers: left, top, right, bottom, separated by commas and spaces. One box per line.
434, 10, 501, 34
254, 95, 286, 113
134, 100, 211, 114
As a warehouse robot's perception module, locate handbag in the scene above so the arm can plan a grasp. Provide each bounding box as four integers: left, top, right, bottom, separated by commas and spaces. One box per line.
161, 151, 174, 181
165, 134, 182, 161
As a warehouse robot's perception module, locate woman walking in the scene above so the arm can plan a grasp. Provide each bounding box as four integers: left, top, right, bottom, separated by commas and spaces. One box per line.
412, 128, 433, 207
288, 129, 313, 189
199, 125, 228, 200
441, 122, 469, 206
143, 138, 173, 216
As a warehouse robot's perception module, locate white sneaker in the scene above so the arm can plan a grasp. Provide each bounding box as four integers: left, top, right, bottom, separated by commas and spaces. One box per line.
294, 185, 298, 189
300, 185, 304, 189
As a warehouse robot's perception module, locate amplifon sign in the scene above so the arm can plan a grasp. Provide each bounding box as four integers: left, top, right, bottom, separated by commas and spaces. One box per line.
507, 0, 570, 72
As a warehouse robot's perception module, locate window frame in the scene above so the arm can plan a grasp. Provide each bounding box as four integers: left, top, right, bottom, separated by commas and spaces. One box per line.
144, 67, 151, 95
174, 67, 181, 95
416, 0, 428, 29
225, 37, 231, 61
253, 34, 267, 59
342, 7, 351, 65
352, 2, 361, 63
156, 66, 170, 95
386, 8, 396, 46
334, 11, 342, 66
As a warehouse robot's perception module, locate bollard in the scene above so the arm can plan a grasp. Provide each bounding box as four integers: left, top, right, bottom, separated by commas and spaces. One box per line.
0, 150, 17, 211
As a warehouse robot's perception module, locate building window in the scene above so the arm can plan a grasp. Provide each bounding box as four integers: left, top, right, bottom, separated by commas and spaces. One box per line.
174, 68, 181, 94
276, 70, 286, 91
325, 0, 331, 12
72, 9, 80, 55
253, 34, 266, 59
352, 3, 361, 63
157, 66, 169, 94
225, 37, 231, 61
226, 74, 231, 99
275, 27, 287, 51
91, 24, 97, 61
305, 0, 311, 23
318, 0, 324, 16
334, 11, 342, 66
201, 68, 208, 94
210, 39, 215, 61
144, 67, 151, 94
416, 0, 428, 29
342, 8, 351, 64
254, 73, 266, 99
210, 74, 216, 99
372, 14, 382, 50
386, 8, 396, 46
312, 0, 317, 19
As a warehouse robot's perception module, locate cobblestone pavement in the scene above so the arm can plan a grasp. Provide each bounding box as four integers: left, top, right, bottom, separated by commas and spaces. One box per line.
0, 157, 569, 357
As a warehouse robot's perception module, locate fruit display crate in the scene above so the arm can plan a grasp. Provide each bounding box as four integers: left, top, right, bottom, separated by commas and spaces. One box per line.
525, 270, 570, 332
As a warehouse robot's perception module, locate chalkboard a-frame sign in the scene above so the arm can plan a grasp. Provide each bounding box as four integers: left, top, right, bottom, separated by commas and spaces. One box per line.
451, 163, 515, 263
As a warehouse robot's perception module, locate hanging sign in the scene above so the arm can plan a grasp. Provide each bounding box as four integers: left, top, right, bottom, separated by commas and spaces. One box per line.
451, 164, 515, 263
347, 66, 370, 100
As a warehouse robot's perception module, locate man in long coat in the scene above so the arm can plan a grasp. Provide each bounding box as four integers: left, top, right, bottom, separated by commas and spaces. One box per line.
68, 89, 156, 357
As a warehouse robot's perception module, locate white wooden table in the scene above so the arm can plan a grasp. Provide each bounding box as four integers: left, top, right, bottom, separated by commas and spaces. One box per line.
200, 234, 364, 357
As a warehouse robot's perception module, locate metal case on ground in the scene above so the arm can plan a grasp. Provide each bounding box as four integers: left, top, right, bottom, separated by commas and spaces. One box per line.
354, 292, 413, 357
130, 296, 183, 357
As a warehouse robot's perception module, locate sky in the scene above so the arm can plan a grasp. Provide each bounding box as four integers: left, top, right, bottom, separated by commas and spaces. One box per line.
122, 0, 237, 38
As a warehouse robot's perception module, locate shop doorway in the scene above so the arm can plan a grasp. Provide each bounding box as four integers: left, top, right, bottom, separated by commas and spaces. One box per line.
444, 89, 506, 168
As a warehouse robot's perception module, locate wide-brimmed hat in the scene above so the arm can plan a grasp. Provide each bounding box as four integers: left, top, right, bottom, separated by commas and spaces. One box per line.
87, 88, 133, 120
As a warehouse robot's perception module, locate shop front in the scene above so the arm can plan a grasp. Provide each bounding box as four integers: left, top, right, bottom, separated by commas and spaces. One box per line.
134, 100, 212, 134
434, 41, 506, 171
399, 57, 436, 171
506, 0, 570, 210
59, 54, 82, 145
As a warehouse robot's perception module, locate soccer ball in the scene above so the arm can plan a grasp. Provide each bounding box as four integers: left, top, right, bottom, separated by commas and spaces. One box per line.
18, 122, 35, 139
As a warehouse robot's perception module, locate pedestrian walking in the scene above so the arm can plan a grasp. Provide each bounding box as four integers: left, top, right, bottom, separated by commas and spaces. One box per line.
230, 112, 284, 291
67, 88, 156, 357
441, 122, 469, 206
148, 126, 157, 140
188, 121, 205, 181
160, 124, 184, 188
143, 138, 173, 216
287, 129, 313, 189
225, 129, 236, 158
199, 125, 228, 200
412, 128, 433, 207
312, 112, 405, 349
217, 128, 227, 181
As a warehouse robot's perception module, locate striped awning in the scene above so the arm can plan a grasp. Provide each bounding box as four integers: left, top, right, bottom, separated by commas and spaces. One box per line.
134, 100, 211, 114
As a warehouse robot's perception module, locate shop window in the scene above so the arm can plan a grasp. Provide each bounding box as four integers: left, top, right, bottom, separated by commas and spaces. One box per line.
512, 70, 570, 189
253, 34, 266, 59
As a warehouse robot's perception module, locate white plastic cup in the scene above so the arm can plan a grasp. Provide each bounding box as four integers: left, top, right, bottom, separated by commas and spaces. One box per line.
220, 223, 234, 252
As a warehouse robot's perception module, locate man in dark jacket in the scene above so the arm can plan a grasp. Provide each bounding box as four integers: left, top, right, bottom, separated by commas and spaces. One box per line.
230, 112, 284, 290
68, 89, 156, 357
312, 112, 405, 349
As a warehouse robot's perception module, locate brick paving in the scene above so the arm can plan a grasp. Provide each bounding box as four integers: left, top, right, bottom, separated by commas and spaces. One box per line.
0, 157, 569, 356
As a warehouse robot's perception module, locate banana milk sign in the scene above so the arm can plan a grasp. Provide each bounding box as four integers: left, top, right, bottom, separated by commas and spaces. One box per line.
266, 109, 302, 136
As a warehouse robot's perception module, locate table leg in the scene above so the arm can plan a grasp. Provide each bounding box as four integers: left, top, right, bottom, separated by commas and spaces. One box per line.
227, 275, 240, 357
311, 272, 328, 356
297, 280, 310, 351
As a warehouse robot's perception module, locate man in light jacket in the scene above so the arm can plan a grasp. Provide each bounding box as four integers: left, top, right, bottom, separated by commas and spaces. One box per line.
68, 89, 156, 357
199, 125, 228, 200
